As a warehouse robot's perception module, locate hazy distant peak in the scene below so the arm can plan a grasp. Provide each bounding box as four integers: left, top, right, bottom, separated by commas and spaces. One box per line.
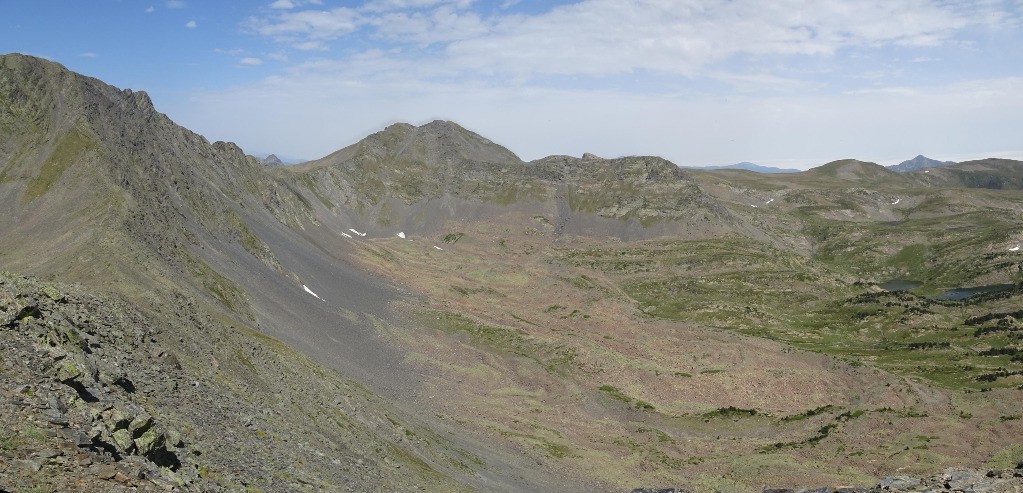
260, 154, 285, 167
889, 154, 957, 172
684, 162, 801, 173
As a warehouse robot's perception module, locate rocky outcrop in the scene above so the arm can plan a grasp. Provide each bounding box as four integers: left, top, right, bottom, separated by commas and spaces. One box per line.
0, 272, 477, 492
1, 275, 194, 491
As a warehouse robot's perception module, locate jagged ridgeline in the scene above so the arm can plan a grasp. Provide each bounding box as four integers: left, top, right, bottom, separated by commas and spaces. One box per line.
2, 53, 1023, 493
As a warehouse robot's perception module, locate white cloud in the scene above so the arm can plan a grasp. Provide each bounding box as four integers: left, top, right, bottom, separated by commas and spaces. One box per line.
370, 6, 487, 45
293, 41, 329, 51
171, 58, 1023, 168
243, 0, 1014, 80
240, 57, 264, 65
80, 52, 97, 58
362, 0, 472, 13
166, 0, 186, 8
185, 20, 197, 28
166, 0, 1022, 167
145, 5, 155, 13
243, 7, 361, 46
270, 0, 295, 8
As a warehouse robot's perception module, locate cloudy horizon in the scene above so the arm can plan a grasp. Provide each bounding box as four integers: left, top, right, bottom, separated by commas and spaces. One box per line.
3, 0, 1022, 168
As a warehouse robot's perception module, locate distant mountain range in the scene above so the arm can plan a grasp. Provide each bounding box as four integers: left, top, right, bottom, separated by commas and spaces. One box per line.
888, 154, 957, 172
685, 162, 803, 173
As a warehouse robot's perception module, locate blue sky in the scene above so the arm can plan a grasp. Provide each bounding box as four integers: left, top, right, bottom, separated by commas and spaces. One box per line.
3, 0, 1022, 168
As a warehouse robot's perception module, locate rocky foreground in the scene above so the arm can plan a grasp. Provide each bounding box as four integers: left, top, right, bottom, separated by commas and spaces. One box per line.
0, 272, 472, 492
0, 275, 195, 491
1, 270, 1019, 493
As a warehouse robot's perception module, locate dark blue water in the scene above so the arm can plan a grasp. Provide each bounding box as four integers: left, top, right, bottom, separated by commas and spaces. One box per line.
930, 283, 1014, 301
879, 280, 1014, 300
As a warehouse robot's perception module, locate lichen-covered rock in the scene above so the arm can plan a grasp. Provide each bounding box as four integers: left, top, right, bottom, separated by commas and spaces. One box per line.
111, 428, 135, 454
133, 428, 163, 456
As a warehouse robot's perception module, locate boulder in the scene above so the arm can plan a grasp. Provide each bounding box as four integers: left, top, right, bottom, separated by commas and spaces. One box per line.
878, 476, 921, 490
133, 428, 164, 456
111, 428, 136, 454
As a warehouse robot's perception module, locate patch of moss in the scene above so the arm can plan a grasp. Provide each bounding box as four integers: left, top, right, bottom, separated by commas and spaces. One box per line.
702, 406, 758, 419
21, 127, 96, 205
441, 232, 464, 243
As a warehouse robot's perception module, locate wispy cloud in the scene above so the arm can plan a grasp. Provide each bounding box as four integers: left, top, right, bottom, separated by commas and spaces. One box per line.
243, 7, 361, 46
240, 0, 1016, 83
145, 5, 155, 13
166, 0, 186, 8
240, 57, 263, 65
175, 0, 1022, 165
185, 20, 197, 29
80, 52, 97, 58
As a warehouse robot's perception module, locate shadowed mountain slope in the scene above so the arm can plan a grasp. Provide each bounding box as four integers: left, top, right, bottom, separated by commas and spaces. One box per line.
910, 158, 1023, 190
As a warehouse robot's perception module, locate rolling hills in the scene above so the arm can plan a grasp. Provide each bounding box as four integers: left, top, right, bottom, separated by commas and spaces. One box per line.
1, 53, 1022, 492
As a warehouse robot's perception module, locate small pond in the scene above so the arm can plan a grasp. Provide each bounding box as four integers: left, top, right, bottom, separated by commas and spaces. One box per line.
930, 283, 1014, 301
878, 279, 1015, 301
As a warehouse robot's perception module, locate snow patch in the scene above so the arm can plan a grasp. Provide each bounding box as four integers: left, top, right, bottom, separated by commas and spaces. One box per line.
302, 284, 323, 301
348, 228, 366, 237
891, 198, 901, 205
396, 232, 406, 239
433, 245, 443, 251
341, 232, 353, 239
765, 198, 775, 205
1011, 246, 1020, 252
924, 170, 931, 173
750, 204, 758, 208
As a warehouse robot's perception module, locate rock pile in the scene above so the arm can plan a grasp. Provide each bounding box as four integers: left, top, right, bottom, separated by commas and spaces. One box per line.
1, 274, 196, 491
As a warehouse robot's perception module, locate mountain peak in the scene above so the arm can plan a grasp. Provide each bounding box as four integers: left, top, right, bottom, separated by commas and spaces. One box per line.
687, 162, 801, 173
260, 154, 285, 167
889, 154, 957, 172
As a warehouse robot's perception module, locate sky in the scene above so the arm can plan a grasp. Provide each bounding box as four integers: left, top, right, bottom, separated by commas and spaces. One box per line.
2, 0, 1023, 169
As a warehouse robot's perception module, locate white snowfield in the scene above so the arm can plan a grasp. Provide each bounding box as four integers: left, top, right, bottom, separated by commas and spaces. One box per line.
302, 284, 323, 301
397, 232, 406, 239
348, 228, 367, 237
